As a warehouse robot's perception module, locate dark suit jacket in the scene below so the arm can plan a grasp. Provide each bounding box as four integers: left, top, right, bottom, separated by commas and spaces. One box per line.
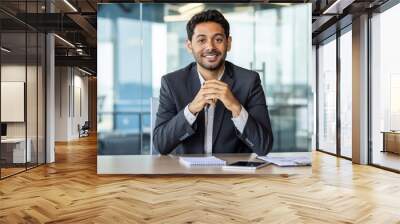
153, 61, 273, 155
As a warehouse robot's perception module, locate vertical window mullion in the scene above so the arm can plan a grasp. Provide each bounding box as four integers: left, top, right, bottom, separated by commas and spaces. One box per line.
316, 45, 319, 150
25, 0, 28, 171
336, 29, 341, 157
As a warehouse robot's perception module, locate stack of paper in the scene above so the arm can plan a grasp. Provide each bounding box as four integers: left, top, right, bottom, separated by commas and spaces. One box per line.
179, 156, 226, 167
257, 156, 311, 167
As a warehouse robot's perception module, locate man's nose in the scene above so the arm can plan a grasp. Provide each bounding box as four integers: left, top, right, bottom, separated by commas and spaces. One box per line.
205, 40, 216, 51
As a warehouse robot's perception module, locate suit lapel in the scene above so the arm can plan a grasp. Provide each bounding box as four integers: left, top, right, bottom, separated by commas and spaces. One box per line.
212, 63, 235, 148
187, 64, 201, 102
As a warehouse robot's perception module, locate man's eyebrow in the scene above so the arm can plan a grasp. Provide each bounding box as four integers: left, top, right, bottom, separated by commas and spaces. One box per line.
194, 33, 225, 39
214, 33, 225, 37
194, 34, 206, 39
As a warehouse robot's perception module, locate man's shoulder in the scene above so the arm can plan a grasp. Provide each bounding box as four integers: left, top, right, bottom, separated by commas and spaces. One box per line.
163, 62, 195, 82
227, 61, 259, 82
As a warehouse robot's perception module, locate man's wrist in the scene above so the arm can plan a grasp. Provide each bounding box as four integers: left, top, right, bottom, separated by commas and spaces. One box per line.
231, 104, 242, 117
184, 104, 198, 125
231, 106, 248, 133
188, 103, 197, 115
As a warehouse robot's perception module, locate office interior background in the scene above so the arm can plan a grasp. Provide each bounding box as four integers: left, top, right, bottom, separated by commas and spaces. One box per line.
1, 0, 400, 223
97, 3, 313, 156
0, 0, 97, 179
1, 0, 399, 178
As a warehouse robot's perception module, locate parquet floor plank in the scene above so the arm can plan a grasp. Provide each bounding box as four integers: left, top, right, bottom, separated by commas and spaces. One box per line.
1, 135, 400, 223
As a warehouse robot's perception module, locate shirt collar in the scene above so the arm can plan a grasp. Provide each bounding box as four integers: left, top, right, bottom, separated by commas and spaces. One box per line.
197, 67, 225, 85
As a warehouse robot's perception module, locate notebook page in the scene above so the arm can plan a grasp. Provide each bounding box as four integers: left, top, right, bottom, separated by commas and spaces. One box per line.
179, 156, 226, 167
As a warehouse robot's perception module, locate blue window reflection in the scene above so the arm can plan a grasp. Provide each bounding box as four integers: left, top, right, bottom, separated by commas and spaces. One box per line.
98, 3, 312, 155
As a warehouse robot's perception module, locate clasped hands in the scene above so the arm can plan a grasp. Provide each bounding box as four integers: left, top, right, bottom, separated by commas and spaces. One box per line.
188, 80, 242, 117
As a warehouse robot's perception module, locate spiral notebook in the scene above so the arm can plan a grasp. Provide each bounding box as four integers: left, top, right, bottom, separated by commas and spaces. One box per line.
179, 156, 226, 167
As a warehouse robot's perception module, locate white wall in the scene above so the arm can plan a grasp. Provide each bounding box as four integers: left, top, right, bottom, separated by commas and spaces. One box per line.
1, 63, 46, 163
1, 65, 39, 138
55, 67, 89, 141
72, 72, 89, 138
55, 67, 68, 141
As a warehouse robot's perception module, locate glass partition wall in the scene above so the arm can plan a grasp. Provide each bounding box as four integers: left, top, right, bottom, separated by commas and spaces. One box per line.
370, 3, 400, 171
98, 3, 313, 155
339, 28, 352, 159
317, 36, 337, 155
316, 27, 352, 159
316, 1, 400, 170
0, 2, 46, 179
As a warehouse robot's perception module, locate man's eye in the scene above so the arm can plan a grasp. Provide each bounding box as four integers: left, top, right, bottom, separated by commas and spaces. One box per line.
198, 39, 206, 43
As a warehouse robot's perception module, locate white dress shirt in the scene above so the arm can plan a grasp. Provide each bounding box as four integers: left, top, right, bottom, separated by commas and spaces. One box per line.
183, 69, 249, 154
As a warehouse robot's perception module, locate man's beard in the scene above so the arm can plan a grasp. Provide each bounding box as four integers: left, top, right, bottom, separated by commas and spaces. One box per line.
195, 50, 227, 71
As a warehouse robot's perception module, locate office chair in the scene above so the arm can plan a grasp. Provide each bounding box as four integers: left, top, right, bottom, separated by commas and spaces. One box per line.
79, 121, 90, 138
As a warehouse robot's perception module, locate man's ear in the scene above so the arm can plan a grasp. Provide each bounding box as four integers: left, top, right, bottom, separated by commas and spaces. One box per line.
185, 39, 193, 53
227, 36, 232, 52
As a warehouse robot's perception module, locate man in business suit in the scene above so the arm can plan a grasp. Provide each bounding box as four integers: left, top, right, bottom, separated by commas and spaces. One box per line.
153, 9, 273, 155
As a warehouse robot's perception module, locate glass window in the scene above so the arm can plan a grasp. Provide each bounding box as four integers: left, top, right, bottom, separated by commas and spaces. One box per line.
317, 37, 337, 154
1, 31, 28, 177
27, 30, 39, 169
0, 1, 46, 179
98, 3, 312, 155
371, 3, 400, 171
340, 29, 352, 158
255, 4, 312, 152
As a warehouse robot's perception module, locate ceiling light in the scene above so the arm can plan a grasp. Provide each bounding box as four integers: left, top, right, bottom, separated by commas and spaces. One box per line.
178, 3, 203, 14
1, 47, 11, 53
78, 67, 92, 76
164, 15, 189, 22
272, 3, 292, 6
76, 48, 85, 55
54, 34, 75, 48
166, 4, 205, 22
323, 0, 354, 15
63, 0, 78, 12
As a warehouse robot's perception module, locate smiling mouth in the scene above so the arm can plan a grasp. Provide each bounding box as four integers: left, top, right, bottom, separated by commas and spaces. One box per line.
203, 54, 219, 61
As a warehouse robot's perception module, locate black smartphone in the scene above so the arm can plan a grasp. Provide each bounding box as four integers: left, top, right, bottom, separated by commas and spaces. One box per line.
222, 161, 271, 170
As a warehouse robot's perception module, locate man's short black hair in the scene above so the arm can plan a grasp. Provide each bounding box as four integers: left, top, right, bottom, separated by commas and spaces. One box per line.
186, 9, 230, 41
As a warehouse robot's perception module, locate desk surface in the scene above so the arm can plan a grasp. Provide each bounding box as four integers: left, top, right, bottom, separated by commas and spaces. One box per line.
1, 138, 27, 143
97, 152, 311, 175
381, 131, 400, 134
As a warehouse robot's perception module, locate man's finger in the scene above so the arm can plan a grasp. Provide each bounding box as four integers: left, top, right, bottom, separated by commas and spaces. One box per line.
205, 99, 217, 107
202, 83, 225, 91
204, 93, 219, 100
204, 99, 215, 106
204, 80, 228, 87
201, 88, 222, 95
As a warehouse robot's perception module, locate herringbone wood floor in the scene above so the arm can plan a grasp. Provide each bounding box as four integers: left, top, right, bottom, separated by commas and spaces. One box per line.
1, 135, 400, 224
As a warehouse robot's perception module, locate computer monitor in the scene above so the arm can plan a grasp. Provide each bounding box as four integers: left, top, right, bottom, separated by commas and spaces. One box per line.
1, 123, 7, 137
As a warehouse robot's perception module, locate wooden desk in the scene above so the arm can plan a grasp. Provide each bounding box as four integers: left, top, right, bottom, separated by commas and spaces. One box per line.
97, 152, 311, 175
1, 138, 32, 163
381, 131, 400, 154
